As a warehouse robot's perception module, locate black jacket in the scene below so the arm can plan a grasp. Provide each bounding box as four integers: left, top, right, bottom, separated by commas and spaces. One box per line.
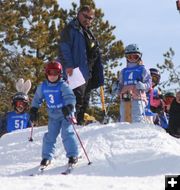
0, 114, 7, 138
167, 99, 180, 138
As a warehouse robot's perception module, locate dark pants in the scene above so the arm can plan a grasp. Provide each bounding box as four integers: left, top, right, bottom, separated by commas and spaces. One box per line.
73, 80, 92, 125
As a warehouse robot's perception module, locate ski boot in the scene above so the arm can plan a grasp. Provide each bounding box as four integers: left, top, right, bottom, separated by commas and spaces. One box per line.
68, 156, 78, 165
40, 158, 51, 167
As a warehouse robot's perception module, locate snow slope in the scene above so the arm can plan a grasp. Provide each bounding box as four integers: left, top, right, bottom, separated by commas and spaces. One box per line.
0, 122, 180, 190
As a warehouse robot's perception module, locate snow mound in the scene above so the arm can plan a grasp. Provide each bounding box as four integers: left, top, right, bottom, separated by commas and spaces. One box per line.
0, 122, 180, 190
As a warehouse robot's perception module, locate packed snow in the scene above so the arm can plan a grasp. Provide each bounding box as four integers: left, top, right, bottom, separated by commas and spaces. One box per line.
1, 122, 180, 190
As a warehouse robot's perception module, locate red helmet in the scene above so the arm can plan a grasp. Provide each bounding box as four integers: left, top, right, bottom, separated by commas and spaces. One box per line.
45, 61, 62, 78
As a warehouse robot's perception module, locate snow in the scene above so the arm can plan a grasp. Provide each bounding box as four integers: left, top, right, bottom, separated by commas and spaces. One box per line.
1, 122, 180, 190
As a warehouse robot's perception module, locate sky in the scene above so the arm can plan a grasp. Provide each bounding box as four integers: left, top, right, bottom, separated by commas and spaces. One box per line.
1, 122, 180, 190
58, 0, 180, 81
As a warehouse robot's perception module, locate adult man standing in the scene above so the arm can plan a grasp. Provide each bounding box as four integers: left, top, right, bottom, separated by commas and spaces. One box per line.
59, 5, 104, 125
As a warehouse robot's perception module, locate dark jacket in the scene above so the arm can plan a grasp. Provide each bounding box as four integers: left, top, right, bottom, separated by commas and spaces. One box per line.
167, 99, 180, 138
59, 18, 104, 89
0, 114, 6, 138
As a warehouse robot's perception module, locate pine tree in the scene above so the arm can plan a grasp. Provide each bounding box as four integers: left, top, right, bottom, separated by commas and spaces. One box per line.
157, 48, 180, 93
0, 0, 64, 121
0, 0, 124, 123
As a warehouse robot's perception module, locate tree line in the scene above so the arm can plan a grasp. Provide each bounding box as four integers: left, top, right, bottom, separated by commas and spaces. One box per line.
0, 0, 179, 124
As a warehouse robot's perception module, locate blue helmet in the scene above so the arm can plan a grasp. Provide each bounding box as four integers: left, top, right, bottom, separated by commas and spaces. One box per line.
124, 44, 142, 55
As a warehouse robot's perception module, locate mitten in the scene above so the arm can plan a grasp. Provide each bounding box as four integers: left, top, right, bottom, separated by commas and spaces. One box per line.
136, 81, 147, 90
29, 107, 39, 122
62, 104, 74, 117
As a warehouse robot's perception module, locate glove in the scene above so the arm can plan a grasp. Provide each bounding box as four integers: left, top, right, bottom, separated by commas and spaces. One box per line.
62, 104, 74, 117
29, 107, 39, 122
136, 81, 147, 90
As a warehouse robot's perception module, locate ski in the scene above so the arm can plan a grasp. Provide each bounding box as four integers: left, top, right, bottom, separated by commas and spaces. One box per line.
29, 165, 49, 176
30, 156, 82, 176
61, 163, 74, 175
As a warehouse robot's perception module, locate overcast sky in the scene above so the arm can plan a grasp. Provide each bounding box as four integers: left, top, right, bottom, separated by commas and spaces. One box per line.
59, 0, 180, 73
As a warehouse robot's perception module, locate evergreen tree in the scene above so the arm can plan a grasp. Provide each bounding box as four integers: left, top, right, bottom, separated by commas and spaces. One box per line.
0, 0, 64, 121
0, 0, 124, 123
0, 0, 63, 83
157, 48, 180, 93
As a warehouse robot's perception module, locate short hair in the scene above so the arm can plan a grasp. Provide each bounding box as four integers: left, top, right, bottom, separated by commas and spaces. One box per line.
78, 5, 94, 13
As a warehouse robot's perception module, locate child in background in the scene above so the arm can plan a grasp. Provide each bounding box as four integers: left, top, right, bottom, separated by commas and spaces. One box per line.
144, 68, 161, 124
147, 68, 169, 129
29, 61, 79, 167
118, 44, 151, 122
0, 79, 32, 138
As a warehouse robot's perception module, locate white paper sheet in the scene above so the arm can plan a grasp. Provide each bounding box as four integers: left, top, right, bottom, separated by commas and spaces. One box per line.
67, 67, 86, 89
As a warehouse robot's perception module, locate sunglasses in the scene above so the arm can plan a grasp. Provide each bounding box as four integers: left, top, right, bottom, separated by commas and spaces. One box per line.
47, 69, 59, 76
125, 54, 140, 62
82, 13, 94, 20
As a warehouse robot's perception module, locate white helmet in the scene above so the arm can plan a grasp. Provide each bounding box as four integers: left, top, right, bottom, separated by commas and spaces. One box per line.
124, 44, 142, 55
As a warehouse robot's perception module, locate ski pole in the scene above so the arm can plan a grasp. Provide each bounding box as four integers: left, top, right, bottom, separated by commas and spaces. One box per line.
29, 122, 37, 142
28, 123, 34, 142
100, 86, 109, 124
69, 116, 92, 165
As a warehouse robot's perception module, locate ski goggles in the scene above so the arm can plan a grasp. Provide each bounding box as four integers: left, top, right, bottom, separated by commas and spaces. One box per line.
125, 53, 140, 62
47, 69, 59, 76
152, 75, 159, 84
15, 101, 27, 108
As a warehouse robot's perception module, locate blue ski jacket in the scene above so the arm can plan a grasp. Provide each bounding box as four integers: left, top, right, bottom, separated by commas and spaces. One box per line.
0, 111, 31, 137
59, 18, 104, 89
31, 79, 76, 119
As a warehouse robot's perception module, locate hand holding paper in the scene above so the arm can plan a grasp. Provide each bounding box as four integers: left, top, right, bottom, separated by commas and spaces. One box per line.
67, 67, 86, 89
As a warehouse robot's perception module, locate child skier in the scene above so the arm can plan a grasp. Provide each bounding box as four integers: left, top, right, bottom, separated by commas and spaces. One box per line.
144, 68, 161, 124
167, 91, 180, 138
0, 79, 32, 138
146, 68, 168, 129
118, 44, 151, 123
29, 61, 79, 166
